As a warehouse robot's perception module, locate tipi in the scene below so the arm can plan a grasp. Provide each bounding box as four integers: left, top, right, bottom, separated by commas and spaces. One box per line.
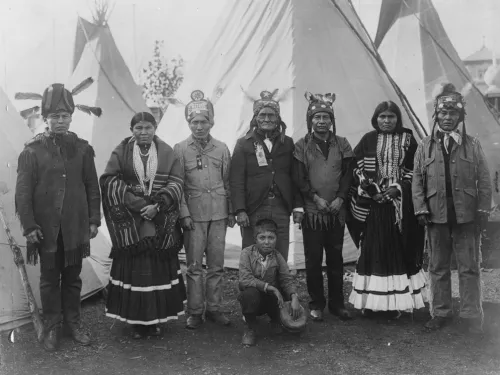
157, 0, 424, 268
375, 0, 500, 205
0, 86, 111, 332
68, 3, 150, 175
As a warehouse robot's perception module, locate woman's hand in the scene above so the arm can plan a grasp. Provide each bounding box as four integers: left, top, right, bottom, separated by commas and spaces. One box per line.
181, 216, 195, 230
226, 214, 236, 228
140, 204, 159, 221
383, 186, 400, 200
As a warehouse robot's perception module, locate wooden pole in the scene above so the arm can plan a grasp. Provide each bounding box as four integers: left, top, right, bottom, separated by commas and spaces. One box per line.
0, 190, 44, 343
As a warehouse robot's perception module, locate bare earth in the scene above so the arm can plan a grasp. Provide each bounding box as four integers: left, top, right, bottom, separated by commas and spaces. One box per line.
1, 268, 499, 375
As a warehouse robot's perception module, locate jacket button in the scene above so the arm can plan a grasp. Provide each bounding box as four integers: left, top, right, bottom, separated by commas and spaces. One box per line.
207, 190, 211, 193
455, 188, 459, 191
62, 174, 66, 178
204, 165, 208, 168
451, 160, 455, 163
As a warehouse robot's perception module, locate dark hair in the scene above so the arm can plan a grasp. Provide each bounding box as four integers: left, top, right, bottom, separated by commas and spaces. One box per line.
130, 112, 157, 128
253, 218, 278, 237
371, 101, 403, 132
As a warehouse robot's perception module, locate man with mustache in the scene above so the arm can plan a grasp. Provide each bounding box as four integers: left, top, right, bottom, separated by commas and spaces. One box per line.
174, 90, 235, 330
15, 80, 102, 351
413, 83, 492, 334
292, 92, 354, 322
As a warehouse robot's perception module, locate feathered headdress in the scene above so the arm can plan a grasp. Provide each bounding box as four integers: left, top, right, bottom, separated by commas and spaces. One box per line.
241, 87, 295, 115
241, 87, 295, 143
15, 77, 102, 119
304, 91, 336, 134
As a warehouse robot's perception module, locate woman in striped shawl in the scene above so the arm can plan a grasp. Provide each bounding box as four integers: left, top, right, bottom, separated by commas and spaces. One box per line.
348, 101, 427, 317
100, 112, 186, 339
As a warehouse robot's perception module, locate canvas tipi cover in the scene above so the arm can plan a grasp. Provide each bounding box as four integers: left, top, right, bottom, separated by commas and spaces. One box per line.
68, 13, 150, 175
0, 87, 111, 332
157, 0, 423, 268
375, 0, 500, 205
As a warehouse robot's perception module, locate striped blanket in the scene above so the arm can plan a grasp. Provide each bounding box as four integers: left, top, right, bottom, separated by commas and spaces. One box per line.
100, 136, 184, 258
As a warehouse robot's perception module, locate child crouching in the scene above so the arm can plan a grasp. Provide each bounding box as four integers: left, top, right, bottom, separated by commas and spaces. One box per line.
238, 218, 301, 346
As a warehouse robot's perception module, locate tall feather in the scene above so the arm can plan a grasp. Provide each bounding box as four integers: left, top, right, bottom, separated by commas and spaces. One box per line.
165, 97, 185, 107
240, 86, 259, 102
76, 104, 102, 117
270, 88, 279, 99
20, 106, 41, 118
71, 77, 94, 96
275, 87, 295, 102
461, 82, 473, 98
15, 92, 43, 101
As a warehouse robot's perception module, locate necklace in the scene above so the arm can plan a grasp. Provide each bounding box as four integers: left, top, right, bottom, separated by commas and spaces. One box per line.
133, 141, 158, 196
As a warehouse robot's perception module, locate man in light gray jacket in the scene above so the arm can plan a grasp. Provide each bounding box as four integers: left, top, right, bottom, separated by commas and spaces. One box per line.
174, 90, 235, 330
413, 83, 492, 334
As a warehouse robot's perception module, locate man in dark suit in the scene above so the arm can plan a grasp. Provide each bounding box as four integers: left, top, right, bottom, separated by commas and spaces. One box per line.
229, 90, 303, 261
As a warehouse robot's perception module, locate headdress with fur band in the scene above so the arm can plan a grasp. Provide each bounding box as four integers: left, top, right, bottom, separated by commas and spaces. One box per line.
241, 87, 294, 143
304, 92, 336, 135
184, 90, 214, 124
429, 82, 473, 158
15, 77, 102, 120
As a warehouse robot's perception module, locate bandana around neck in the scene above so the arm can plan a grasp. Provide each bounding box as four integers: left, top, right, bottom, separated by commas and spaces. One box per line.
437, 126, 462, 148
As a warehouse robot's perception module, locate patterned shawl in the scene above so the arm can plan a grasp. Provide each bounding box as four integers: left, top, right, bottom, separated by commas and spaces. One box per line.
100, 136, 184, 258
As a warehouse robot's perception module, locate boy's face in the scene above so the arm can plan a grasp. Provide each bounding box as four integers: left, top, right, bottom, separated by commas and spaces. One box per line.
255, 230, 277, 255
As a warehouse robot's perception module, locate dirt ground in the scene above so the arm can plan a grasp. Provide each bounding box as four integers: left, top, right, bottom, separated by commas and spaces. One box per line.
1, 267, 500, 375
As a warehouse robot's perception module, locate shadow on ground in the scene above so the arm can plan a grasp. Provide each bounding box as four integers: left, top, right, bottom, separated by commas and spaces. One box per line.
1, 270, 500, 375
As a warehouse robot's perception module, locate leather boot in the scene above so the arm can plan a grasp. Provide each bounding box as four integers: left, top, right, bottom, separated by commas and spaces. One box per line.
43, 328, 59, 352
205, 311, 231, 326
186, 314, 203, 329
70, 328, 91, 345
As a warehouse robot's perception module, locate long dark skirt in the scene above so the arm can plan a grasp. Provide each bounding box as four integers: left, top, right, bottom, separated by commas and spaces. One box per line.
349, 201, 427, 312
105, 250, 186, 325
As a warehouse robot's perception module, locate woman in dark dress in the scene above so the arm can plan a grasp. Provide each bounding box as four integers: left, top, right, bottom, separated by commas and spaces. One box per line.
100, 112, 186, 338
348, 101, 427, 315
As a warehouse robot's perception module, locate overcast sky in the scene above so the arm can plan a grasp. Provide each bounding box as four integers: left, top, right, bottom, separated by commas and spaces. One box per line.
1, 0, 499, 99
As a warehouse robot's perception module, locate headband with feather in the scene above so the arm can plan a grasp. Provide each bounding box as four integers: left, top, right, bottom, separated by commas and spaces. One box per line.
241, 86, 295, 115
15, 77, 102, 120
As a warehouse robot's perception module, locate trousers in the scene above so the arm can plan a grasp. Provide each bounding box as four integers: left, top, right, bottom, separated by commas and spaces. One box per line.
184, 219, 227, 315
40, 232, 83, 331
238, 287, 280, 323
302, 222, 345, 311
427, 222, 482, 319
241, 197, 290, 261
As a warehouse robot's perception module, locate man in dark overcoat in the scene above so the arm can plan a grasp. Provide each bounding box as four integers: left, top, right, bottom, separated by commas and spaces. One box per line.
229, 90, 303, 261
15, 79, 102, 351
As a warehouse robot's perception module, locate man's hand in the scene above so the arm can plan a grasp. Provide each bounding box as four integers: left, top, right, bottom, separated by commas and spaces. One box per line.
181, 216, 195, 231
227, 214, 236, 228
268, 286, 284, 309
236, 211, 250, 227
140, 204, 158, 221
313, 195, 330, 213
289, 294, 301, 320
416, 214, 431, 227
89, 224, 98, 239
477, 212, 489, 231
26, 229, 43, 243
373, 193, 384, 203
293, 211, 304, 225
329, 197, 344, 215
383, 186, 400, 200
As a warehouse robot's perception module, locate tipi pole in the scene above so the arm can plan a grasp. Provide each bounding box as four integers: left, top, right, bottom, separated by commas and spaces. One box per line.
333, 0, 428, 139
0, 190, 44, 343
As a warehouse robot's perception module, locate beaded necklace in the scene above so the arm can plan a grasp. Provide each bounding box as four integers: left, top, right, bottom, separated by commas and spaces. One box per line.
132, 141, 158, 196
376, 132, 402, 183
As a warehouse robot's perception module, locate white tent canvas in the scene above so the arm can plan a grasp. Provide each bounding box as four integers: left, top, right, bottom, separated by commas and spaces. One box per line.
158, 0, 423, 268
68, 14, 150, 175
0, 87, 111, 333
376, 0, 500, 205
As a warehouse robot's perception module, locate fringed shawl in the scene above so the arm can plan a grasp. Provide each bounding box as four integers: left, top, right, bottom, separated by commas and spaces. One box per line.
100, 136, 184, 258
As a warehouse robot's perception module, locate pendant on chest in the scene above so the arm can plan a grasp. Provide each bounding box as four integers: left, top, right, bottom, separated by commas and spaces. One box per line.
254, 143, 268, 167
